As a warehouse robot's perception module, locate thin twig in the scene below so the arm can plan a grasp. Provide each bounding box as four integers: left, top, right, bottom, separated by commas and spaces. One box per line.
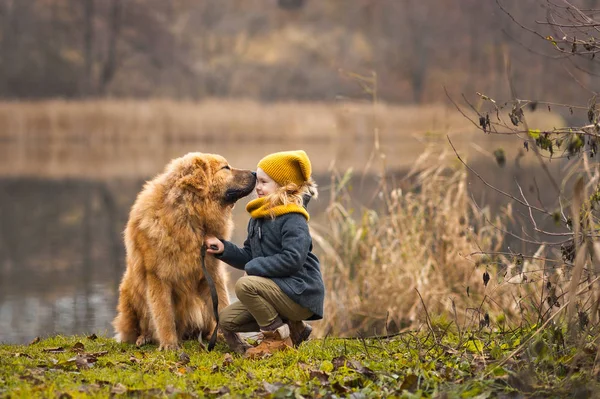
447, 135, 552, 216
515, 179, 570, 236
415, 288, 438, 344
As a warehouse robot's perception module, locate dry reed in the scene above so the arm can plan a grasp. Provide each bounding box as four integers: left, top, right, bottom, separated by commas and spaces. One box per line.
0, 98, 567, 180
0, 98, 562, 143
310, 149, 564, 337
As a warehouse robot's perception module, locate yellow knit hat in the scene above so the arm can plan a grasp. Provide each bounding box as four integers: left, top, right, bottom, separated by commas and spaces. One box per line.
257, 150, 312, 186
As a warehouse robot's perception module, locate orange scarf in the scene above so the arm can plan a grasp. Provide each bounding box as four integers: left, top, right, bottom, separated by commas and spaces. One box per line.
246, 197, 309, 221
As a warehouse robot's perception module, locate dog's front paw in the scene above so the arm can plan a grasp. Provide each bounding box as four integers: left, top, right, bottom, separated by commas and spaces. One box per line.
158, 341, 180, 351
135, 334, 153, 347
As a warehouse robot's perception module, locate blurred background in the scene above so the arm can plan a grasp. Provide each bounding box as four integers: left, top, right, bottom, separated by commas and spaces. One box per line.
0, 0, 588, 343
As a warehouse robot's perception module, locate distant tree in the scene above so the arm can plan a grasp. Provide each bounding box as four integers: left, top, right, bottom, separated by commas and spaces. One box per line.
98, 0, 122, 95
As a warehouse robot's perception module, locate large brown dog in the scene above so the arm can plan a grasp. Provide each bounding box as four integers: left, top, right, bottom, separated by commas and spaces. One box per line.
112, 152, 256, 350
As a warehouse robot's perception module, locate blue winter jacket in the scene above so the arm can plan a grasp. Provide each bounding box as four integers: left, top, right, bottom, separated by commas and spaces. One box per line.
217, 213, 324, 320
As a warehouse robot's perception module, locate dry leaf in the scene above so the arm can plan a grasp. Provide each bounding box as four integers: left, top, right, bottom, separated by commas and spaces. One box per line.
110, 383, 127, 395
400, 374, 419, 392
43, 347, 65, 353
178, 352, 191, 365
309, 369, 330, 384
72, 342, 85, 353
75, 355, 90, 370
222, 353, 234, 367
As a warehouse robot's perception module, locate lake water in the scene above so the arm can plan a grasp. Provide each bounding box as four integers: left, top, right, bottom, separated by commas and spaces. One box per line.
0, 135, 567, 344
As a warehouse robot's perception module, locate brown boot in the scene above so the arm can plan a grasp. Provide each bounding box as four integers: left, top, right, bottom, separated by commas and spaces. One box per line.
287, 320, 312, 347
244, 318, 293, 359
222, 330, 251, 355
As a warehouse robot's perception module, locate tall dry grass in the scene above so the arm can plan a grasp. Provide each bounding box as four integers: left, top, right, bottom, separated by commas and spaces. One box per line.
310, 149, 564, 337
0, 98, 566, 178
0, 98, 564, 143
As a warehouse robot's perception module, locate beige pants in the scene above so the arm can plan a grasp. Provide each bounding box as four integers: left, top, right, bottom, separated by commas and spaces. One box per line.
220, 275, 313, 332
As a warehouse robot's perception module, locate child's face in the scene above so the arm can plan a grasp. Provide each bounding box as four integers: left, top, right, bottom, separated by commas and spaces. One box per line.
255, 168, 280, 198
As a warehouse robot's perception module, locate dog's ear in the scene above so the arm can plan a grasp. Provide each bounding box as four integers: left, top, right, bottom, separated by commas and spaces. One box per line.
176, 158, 209, 195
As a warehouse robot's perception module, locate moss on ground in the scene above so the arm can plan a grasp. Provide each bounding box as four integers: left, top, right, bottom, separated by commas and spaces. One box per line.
0, 328, 598, 398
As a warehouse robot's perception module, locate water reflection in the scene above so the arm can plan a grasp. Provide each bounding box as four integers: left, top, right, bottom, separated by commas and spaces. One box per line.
0, 283, 117, 344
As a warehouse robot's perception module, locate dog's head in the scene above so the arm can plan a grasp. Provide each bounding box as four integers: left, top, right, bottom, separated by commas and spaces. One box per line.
168, 152, 256, 206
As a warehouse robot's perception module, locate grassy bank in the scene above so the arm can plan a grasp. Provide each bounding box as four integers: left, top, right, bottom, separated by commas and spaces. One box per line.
1, 325, 596, 398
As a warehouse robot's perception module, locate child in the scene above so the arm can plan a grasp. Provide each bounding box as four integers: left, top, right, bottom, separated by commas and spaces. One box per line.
205, 150, 324, 357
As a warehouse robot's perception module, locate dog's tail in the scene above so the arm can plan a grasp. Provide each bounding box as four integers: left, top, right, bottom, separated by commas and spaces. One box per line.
112, 303, 139, 344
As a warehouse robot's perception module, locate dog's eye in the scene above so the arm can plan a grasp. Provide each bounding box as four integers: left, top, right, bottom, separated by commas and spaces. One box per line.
221, 165, 231, 171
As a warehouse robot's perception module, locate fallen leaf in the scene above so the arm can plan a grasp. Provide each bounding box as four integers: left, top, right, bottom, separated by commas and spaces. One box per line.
331, 381, 349, 394
78, 384, 101, 393
204, 386, 230, 396
309, 369, 329, 384
87, 333, 98, 340
400, 374, 419, 392
343, 375, 363, 388
43, 347, 65, 353
29, 337, 41, 345
110, 383, 127, 395
72, 342, 85, 353
19, 373, 44, 385
263, 381, 285, 394
297, 361, 310, 370
85, 351, 108, 362
75, 355, 90, 370
222, 353, 234, 367
332, 355, 348, 370
165, 386, 177, 395
349, 362, 376, 380
178, 351, 191, 365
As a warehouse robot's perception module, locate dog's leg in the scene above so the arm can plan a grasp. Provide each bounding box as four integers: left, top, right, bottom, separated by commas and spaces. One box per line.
113, 293, 140, 344
135, 312, 154, 347
147, 274, 179, 350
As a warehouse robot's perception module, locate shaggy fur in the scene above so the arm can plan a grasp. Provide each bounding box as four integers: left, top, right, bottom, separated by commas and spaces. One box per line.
112, 152, 256, 350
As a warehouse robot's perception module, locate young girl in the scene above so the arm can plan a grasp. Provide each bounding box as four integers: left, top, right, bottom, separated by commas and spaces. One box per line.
205, 150, 324, 356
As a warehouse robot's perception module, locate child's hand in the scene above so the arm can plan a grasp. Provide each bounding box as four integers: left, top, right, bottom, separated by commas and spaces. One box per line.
205, 236, 224, 254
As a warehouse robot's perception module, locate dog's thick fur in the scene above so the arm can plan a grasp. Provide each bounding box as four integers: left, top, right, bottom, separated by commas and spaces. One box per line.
112, 152, 256, 350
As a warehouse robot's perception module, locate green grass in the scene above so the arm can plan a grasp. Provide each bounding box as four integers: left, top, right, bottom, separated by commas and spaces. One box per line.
1, 326, 597, 398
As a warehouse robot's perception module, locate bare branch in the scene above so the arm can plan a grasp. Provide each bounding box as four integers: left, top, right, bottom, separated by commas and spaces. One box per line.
448, 135, 553, 216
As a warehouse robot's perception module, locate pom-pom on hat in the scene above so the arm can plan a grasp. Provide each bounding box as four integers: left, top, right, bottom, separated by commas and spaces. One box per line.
257, 150, 312, 187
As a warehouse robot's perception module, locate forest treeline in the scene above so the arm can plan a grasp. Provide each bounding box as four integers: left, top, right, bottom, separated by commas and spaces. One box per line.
0, 0, 598, 106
